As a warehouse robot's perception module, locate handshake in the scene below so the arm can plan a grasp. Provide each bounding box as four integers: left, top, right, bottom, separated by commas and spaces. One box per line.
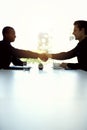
37, 53, 68, 69
38, 53, 52, 62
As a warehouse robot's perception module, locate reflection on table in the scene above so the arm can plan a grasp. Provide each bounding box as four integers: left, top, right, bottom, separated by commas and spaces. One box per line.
0, 64, 87, 130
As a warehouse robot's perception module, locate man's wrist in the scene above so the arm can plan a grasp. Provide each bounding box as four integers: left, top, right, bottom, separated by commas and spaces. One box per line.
47, 54, 52, 58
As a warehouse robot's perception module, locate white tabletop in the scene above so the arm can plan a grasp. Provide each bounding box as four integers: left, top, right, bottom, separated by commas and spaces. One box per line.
0, 65, 87, 130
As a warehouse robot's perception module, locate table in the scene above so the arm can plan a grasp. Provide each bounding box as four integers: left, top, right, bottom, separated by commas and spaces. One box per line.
0, 65, 87, 130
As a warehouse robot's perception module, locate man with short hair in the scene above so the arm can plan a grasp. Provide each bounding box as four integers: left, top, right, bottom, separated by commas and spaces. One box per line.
0, 26, 48, 69
48, 20, 87, 71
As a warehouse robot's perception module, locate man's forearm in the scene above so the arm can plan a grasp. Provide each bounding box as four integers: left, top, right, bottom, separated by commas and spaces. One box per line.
13, 48, 39, 59
47, 52, 69, 60
14, 48, 48, 61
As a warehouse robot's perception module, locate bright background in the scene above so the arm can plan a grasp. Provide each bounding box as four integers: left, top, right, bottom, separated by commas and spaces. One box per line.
0, 0, 87, 53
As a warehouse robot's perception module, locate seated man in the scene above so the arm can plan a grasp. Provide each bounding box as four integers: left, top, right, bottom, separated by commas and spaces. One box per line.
48, 20, 87, 71
0, 26, 48, 69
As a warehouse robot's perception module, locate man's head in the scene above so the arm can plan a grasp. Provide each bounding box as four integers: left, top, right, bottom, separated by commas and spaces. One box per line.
73, 20, 87, 41
2, 26, 16, 42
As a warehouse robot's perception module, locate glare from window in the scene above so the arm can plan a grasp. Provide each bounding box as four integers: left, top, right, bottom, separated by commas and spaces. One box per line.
0, 0, 87, 53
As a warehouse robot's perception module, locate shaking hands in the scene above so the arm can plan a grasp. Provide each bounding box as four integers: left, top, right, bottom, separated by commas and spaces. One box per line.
38, 52, 53, 62
39, 53, 48, 61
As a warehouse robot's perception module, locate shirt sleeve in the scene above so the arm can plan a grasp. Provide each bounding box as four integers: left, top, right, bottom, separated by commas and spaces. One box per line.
51, 45, 78, 60
67, 63, 81, 69
11, 46, 39, 59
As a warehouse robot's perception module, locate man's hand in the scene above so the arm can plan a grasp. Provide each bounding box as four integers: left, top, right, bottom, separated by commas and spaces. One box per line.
60, 62, 68, 69
39, 53, 48, 61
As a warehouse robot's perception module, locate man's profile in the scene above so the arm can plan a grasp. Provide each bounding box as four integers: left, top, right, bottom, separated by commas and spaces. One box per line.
0, 26, 48, 69
48, 20, 87, 71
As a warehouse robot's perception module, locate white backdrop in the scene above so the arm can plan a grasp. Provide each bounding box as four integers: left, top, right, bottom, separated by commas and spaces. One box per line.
0, 0, 87, 52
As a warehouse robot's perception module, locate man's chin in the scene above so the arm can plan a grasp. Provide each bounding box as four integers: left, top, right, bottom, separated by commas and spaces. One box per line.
11, 40, 15, 42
